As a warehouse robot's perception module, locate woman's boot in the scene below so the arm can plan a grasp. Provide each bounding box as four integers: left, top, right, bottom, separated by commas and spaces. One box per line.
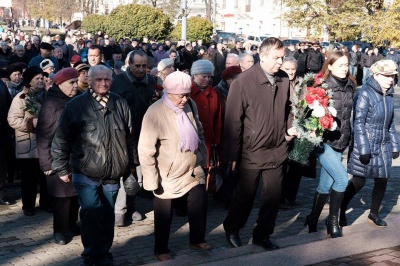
339, 182, 357, 227
304, 191, 328, 233
327, 189, 344, 238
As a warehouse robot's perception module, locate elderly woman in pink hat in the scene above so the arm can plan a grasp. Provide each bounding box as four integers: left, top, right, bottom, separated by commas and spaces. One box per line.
138, 71, 212, 261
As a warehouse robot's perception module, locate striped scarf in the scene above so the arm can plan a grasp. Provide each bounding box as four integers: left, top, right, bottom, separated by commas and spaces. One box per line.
90, 88, 110, 107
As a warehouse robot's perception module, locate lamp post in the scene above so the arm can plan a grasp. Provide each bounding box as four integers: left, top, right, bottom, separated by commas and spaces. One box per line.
181, 0, 188, 41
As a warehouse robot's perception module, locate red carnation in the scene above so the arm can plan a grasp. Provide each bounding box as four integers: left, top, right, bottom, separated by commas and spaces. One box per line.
314, 72, 324, 85
320, 115, 334, 130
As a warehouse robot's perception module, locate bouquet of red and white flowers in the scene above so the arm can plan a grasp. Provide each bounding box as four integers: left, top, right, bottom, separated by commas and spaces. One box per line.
288, 72, 337, 165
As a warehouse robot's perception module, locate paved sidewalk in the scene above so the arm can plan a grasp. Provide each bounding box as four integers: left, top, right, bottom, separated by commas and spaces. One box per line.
1, 88, 400, 265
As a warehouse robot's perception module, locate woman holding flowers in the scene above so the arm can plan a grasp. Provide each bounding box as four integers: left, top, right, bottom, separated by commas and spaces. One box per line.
7, 66, 50, 216
340, 60, 400, 227
304, 51, 356, 238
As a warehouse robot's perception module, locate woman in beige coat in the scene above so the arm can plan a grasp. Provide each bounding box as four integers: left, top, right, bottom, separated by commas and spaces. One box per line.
139, 71, 212, 261
7, 66, 50, 216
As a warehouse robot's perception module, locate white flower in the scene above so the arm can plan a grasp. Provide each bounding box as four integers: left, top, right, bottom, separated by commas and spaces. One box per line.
312, 103, 326, 117
330, 121, 337, 131
328, 106, 337, 117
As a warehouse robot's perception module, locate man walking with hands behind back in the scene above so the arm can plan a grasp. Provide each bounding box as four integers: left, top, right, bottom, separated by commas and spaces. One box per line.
223, 37, 295, 250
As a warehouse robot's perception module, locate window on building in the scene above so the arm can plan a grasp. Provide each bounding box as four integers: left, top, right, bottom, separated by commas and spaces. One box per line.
260, 0, 265, 6
234, 0, 239, 8
222, 0, 226, 9
245, 0, 251, 12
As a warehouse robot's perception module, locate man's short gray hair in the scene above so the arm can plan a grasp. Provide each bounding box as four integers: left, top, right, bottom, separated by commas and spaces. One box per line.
282, 57, 297, 67
239, 52, 253, 62
227, 53, 239, 63
88, 65, 113, 80
128, 50, 147, 64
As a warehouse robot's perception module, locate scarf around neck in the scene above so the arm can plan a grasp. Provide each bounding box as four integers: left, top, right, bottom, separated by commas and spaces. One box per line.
162, 93, 199, 152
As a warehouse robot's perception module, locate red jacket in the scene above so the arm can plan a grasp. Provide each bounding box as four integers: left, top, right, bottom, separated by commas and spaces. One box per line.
191, 82, 222, 167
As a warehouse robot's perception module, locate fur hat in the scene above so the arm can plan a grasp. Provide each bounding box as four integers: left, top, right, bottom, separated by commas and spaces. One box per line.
22, 66, 45, 85
53, 67, 79, 85
190, 60, 214, 76
157, 58, 174, 72
163, 71, 192, 94
6, 64, 23, 79
40, 59, 54, 70
222, 66, 242, 81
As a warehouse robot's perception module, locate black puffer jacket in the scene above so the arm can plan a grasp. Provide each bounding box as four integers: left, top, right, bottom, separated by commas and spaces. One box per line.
323, 76, 355, 151
348, 76, 400, 178
349, 50, 361, 66
51, 90, 135, 184
294, 49, 308, 74
307, 49, 324, 72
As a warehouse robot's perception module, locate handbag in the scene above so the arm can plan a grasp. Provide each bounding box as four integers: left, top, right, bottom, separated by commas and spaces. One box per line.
123, 173, 141, 197
206, 144, 223, 193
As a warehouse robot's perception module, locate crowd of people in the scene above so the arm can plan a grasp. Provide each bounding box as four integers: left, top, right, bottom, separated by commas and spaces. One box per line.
0, 26, 400, 266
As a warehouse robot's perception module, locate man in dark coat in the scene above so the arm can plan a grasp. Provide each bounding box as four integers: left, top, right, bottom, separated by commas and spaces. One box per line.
0, 79, 15, 205
293, 42, 308, 77
223, 37, 295, 250
307, 42, 324, 73
211, 42, 227, 86
110, 50, 157, 226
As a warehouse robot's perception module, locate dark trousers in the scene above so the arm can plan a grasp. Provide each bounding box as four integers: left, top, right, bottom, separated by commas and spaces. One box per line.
74, 182, 118, 262
223, 166, 283, 242
153, 184, 208, 254
19, 158, 50, 211
53, 196, 80, 233
281, 161, 303, 203
348, 176, 388, 214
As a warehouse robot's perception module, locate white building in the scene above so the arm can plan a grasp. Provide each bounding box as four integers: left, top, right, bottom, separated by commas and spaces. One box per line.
215, 0, 306, 39
97, 0, 307, 39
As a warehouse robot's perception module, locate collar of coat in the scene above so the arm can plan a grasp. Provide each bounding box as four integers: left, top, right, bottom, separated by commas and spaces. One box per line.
191, 81, 213, 96
253, 62, 285, 86
85, 88, 116, 111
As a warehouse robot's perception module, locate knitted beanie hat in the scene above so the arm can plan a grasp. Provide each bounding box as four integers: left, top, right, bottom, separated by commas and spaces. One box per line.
190, 59, 214, 76
163, 71, 192, 94
53, 67, 79, 85
157, 58, 174, 72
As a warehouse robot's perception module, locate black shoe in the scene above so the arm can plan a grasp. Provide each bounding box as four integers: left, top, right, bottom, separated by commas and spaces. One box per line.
54, 233, 67, 245
40, 206, 53, 213
225, 232, 242, 248
252, 238, 280, 250
368, 213, 387, 227
23, 209, 35, 216
0, 198, 16, 205
80, 256, 94, 266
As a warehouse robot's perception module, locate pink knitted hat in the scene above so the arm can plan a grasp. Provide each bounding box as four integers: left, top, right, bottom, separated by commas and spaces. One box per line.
163, 71, 192, 94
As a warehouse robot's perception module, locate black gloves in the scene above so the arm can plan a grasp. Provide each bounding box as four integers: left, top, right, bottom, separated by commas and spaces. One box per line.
359, 154, 371, 165
393, 152, 399, 159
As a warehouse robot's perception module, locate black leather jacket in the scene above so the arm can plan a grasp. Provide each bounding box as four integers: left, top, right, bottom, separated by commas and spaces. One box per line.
51, 90, 135, 184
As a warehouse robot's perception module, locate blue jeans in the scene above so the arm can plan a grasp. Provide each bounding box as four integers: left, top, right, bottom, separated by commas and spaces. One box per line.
349, 65, 357, 78
74, 181, 118, 263
316, 144, 348, 194
362, 67, 370, 85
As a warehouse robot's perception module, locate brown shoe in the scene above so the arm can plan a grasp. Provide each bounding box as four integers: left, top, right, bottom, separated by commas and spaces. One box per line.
190, 242, 214, 250
154, 253, 172, 261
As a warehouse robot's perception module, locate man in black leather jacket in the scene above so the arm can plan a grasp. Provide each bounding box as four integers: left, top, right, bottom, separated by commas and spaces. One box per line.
51, 65, 135, 266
